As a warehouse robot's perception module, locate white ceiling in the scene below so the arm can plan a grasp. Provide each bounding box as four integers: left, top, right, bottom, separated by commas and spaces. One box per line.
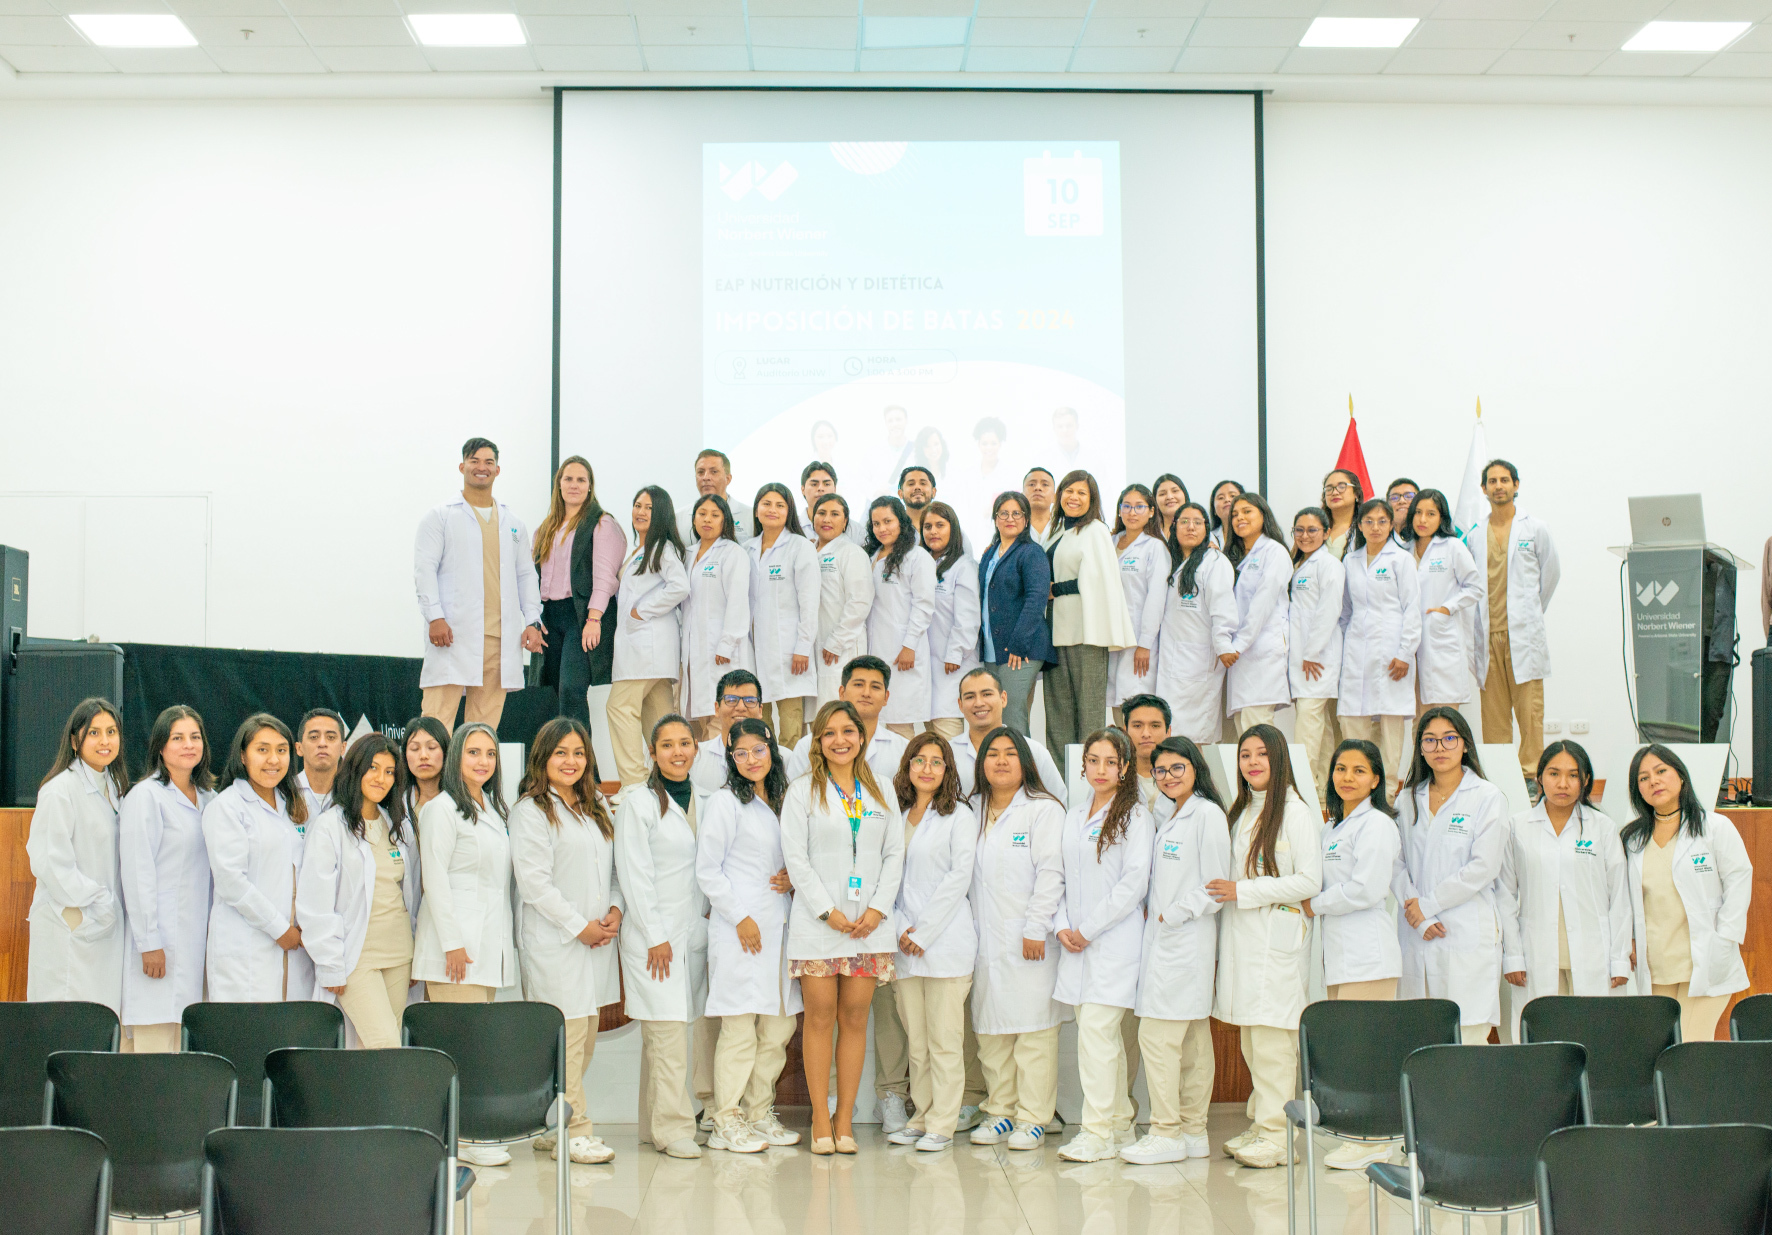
5, 0, 1772, 90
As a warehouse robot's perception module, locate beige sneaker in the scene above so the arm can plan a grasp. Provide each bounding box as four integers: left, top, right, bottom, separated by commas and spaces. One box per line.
1324, 1140, 1395, 1171
556, 1136, 615, 1164
1233, 1137, 1297, 1169
1221, 1128, 1260, 1158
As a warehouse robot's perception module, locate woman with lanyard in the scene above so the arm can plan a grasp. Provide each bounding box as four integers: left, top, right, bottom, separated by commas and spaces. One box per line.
1053, 728, 1155, 1163
749, 482, 821, 749
812, 493, 875, 708
1154, 503, 1237, 744
1498, 740, 1630, 1039
865, 496, 937, 740
1394, 707, 1507, 1045
976, 491, 1054, 738
28, 698, 129, 1013
1288, 508, 1346, 805
1206, 480, 1244, 550
781, 700, 904, 1154
1108, 483, 1170, 719
1222, 492, 1292, 735
1399, 489, 1484, 714
1622, 743, 1752, 1044
1151, 474, 1189, 546
118, 705, 214, 1052
920, 501, 981, 742
696, 718, 803, 1154
888, 732, 979, 1152
1211, 724, 1322, 1170
614, 715, 709, 1158
681, 493, 753, 739
1320, 470, 1363, 560
966, 726, 1068, 1152
608, 485, 690, 789
509, 717, 624, 1166
1338, 499, 1421, 797
1122, 736, 1229, 1166
1044, 470, 1136, 754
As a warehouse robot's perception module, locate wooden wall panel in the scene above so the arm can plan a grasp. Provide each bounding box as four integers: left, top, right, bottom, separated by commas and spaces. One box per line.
1211, 1017, 1254, 1102
0, 809, 35, 1003
1718, 808, 1772, 1039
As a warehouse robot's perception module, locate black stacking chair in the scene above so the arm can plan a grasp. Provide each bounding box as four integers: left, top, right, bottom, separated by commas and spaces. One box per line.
1655, 1040, 1772, 1126
0, 1001, 118, 1126
182, 1000, 344, 1128
201, 1126, 448, 1235
1536, 1123, 1772, 1234
1730, 993, 1772, 1041
0, 1126, 111, 1235
1519, 994, 1680, 1124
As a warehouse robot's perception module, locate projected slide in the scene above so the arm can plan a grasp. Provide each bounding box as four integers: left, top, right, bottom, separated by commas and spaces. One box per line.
704, 139, 1124, 546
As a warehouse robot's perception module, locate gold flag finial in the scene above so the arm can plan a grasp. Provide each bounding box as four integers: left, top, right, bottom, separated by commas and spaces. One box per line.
1348, 393, 1354, 419
1476, 396, 1482, 419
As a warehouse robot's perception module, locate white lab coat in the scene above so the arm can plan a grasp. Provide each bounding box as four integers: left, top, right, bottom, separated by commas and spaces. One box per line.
297, 805, 420, 998
613, 785, 708, 1022
1154, 550, 1238, 743
1313, 802, 1402, 986
927, 557, 982, 721
296, 771, 333, 826
951, 729, 1067, 804
509, 793, 623, 1019
748, 532, 821, 706
678, 498, 753, 546
680, 537, 754, 719
1395, 770, 1507, 1026
869, 547, 938, 725
1054, 800, 1155, 1010
411, 795, 517, 989
413, 496, 543, 690
26, 762, 125, 1011
1471, 512, 1559, 686
1288, 547, 1346, 700
118, 778, 213, 1026
1338, 539, 1422, 718
1134, 793, 1231, 1022
690, 736, 731, 803
813, 537, 875, 706
203, 779, 314, 1002
697, 788, 801, 1018
1108, 532, 1170, 705
1626, 810, 1753, 1000
1212, 791, 1322, 1030
896, 801, 980, 980
1226, 536, 1292, 714
786, 726, 908, 787
780, 774, 904, 960
970, 790, 1070, 1035
1498, 804, 1630, 1011
1412, 536, 1484, 705
612, 544, 691, 683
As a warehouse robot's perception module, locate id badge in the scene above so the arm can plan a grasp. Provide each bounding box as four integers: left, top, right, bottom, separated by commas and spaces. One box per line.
847, 873, 864, 904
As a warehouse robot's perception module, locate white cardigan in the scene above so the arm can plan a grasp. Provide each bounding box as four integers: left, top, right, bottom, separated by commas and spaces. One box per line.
780, 773, 904, 960
1049, 521, 1136, 649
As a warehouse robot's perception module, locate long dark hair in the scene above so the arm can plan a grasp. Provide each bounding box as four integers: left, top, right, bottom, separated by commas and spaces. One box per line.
864, 496, 915, 580
645, 714, 697, 814
334, 734, 408, 844
1111, 483, 1156, 538
921, 501, 966, 582
440, 721, 507, 823
752, 481, 807, 539
519, 716, 612, 839
1207, 480, 1244, 535
221, 713, 306, 825
894, 730, 962, 816
688, 493, 737, 544
1224, 491, 1288, 569
1167, 502, 1214, 596
1227, 723, 1299, 878
1397, 488, 1455, 543
1055, 469, 1103, 531
532, 455, 600, 569
143, 704, 215, 792
725, 717, 789, 816
1403, 706, 1485, 792
1348, 498, 1394, 553
1150, 735, 1225, 810
811, 493, 851, 541
397, 715, 451, 809
44, 696, 129, 800
1620, 743, 1708, 853
1081, 728, 1139, 859
1325, 739, 1394, 825
967, 725, 1062, 812
633, 484, 685, 575
1291, 507, 1330, 567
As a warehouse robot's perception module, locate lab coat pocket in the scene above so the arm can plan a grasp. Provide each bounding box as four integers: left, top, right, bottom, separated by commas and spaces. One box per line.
1264, 906, 1307, 955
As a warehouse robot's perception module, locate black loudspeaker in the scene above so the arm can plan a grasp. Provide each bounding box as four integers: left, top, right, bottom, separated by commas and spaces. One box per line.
1754, 646, 1772, 807
0, 546, 27, 803
1, 640, 124, 808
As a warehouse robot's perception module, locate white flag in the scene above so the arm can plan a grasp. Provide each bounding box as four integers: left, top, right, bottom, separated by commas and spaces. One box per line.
1454, 410, 1490, 543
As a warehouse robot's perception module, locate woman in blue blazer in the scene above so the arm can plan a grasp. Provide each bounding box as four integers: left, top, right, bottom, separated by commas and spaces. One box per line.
977, 491, 1056, 736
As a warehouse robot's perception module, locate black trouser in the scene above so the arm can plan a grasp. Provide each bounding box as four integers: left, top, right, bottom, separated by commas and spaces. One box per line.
539, 597, 592, 726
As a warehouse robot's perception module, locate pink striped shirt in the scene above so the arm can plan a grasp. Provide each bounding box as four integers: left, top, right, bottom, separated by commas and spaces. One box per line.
538, 513, 626, 612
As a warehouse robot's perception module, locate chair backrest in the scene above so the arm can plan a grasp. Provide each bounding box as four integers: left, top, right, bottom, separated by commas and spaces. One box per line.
1299, 998, 1462, 1139
203, 1126, 446, 1235
264, 1047, 457, 1153
1520, 995, 1680, 1125
45, 1050, 237, 1221
1402, 1043, 1590, 1212
1656, 1041, 1772, 1126
401, 1001, 564, 1141
0, 1002, 118, 1126
182, 1001, 343, 1127
1537, 1124, 1772, 1235
0, 1126, 111, 1235
1731, 993, 1772, 1042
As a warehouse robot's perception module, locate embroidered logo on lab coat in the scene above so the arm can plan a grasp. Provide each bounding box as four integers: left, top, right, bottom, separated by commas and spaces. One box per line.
768, 566, 784, 580
391, 848, 404, 862
1693, 854, 1715, 874
701, 563, 719, 576
1428, 559, 1448, 574
1374, 566, 1391, 579
1573, 839, 1595, 856
1161, 841, 1183, 860
511, 527, 520, 542
1086, 825, 1102, 841
1447, 814, 1470, 836
1516, 540, 1532, 552
1120, 556, 1139, 572
1011, 832, 1030, 849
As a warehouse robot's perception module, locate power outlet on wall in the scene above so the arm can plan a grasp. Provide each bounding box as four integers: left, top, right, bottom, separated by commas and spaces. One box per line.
1570, 720, 1590, 734
1544, 719, 1563, 733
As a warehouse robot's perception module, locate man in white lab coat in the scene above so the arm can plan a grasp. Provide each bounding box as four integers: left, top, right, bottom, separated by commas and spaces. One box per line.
413, 438, 544, 733
1474, 459, 1560, 783
677, 449, 753, 544
294, 709, 344, 819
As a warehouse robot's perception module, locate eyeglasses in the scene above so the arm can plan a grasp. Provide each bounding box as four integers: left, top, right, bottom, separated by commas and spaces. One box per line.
1420, 734, 1464, 752
731, 745, 771, 762
996, 510, 1026, 523
720, 694, 763, 709
1152, 764, 1191, 781
909, 755, 946, 772
1175, 517, 1207, 530
1391, 491, 1417, 504
1323, 482, 1354, 496
1119, 503, 1150, 515
1291, 525, 1322, 537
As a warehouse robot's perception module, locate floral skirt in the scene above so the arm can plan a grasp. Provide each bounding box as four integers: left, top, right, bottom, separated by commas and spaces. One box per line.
790, 953, 896, 981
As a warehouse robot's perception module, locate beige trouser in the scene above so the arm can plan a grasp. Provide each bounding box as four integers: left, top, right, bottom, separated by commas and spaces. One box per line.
421, 635, 507, 733
695, 1015, 718, 1106
761, 698, 806, 752
1328, 978, 1397, 1001
1293, 697, 1338, 805
426, 981, 495, 1003
124, 1023, 181, 1054
1075, 1002, 1137, 1140
1239, 1024, 1298, 1140
1234, 705, 1276, 734
338, 963, 411, 1049
1482, 631, 1545, 779
976, 1026, 1060, 1128
1655, 981, 1730, 1044
873, 980, 910, 1099
884, 723, 917, 741
1338, 714, 1408, 794
1461, 1024, 1493, 1045
894, 975, 971, 1138
961, 1002, 988, 1106
924, 718, 964, 740
639, 1020, 698, 1148
607, 677, 676, 787
562, 1015, 599, 1134
1138, 1017, 1214, 1139
1121, 1008, 1141, 1112
714, 1013, 796, 1123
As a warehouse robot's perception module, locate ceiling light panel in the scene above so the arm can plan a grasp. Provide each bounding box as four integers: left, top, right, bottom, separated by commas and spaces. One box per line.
1622, 21, 1748, 52
406, 13, 525, 46
69, 13, 197, 47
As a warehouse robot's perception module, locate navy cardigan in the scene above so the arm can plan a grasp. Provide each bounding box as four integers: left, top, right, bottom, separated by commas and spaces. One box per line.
977, 537, 1056, 666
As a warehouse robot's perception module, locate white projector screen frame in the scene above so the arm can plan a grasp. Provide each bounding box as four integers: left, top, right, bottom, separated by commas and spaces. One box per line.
554, 87, 1266, 529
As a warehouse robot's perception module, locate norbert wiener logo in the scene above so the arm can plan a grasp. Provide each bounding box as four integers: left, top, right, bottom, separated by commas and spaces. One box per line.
720, 160, 798, 202
1636, 580, 1681, 607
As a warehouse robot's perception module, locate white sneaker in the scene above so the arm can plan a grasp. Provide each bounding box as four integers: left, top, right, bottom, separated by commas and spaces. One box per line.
750, 1110, 801, 1146
1005, 1123, 1046, 1151
709, 1118, 767, 1154
698, 1112, 717, 1133
970, 1116, 1014, 1145
1120, 1134, 1186, 1165
555, 1136, 614, 1164
955, 1105, 983, 1132
879, 1092, 910, 1135
886, 1127, 925, 1146
1232, 1137, 1296, 1169
1221, 1128, 1260, 1158
1058, 1131, 1114, 1163
459, 1144, 511, 1167
1114, 1127, 1139, 1148
1182, 1133, 1210, 1159
1324, 1140, 1395, 1171
662, 1138, 703, 1159
915, 1134, 953, 1151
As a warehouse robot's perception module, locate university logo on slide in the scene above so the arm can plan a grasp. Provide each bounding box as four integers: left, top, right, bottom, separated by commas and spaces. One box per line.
720, 160, 798, 202
1636, 580, 1680, 607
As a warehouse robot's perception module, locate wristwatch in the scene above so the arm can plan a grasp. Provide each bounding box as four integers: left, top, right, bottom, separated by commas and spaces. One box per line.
818, 909, 833, 922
